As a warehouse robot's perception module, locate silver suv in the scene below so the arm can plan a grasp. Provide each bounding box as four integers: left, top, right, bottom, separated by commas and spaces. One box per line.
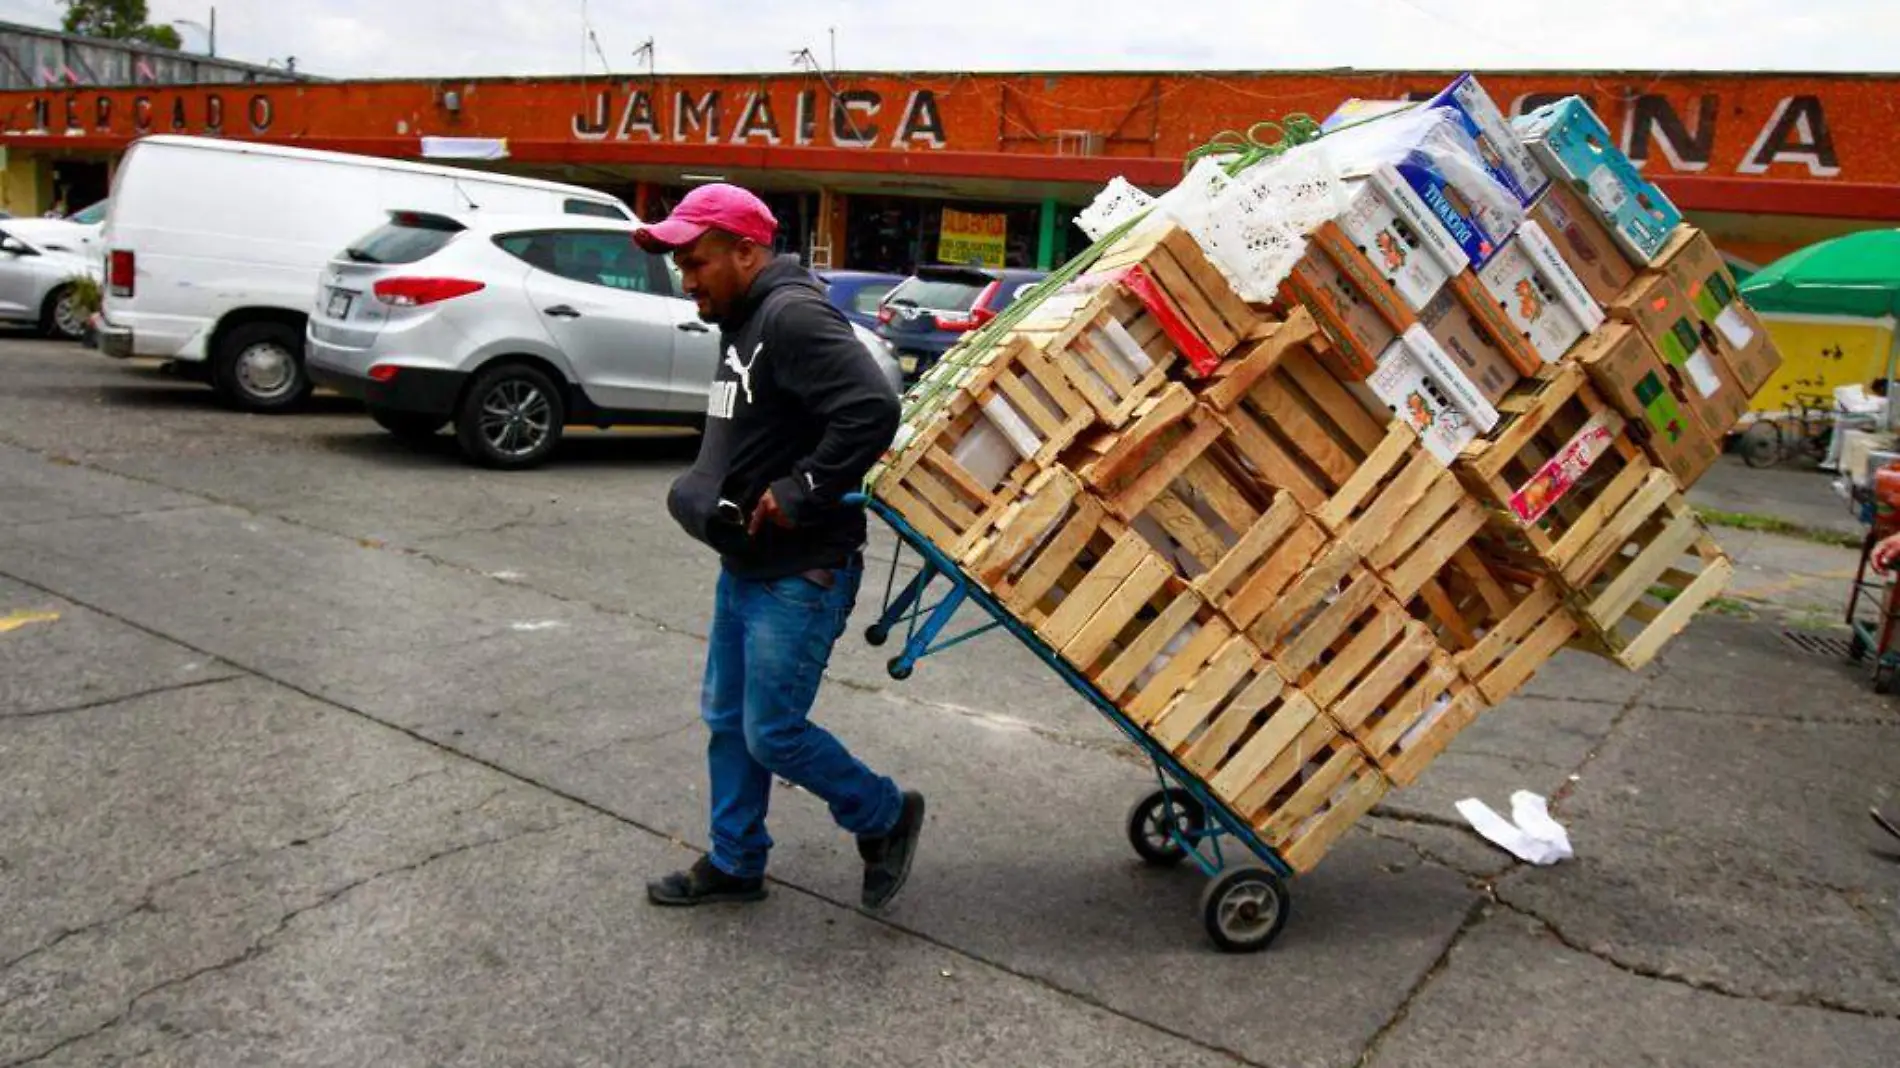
307, 211, 900, 469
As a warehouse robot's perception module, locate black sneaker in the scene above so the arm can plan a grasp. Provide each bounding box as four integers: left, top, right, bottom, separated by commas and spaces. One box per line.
858, 790, 926, 910
646, 855, 767, 907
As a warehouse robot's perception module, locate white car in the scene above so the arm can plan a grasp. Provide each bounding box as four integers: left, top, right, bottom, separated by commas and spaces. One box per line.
306, 210, 902, 469
0, 220, 100, 340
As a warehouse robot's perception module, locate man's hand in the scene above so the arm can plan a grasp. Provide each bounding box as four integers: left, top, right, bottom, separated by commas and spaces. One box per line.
1874, 532, 1900, 573
749, 489, 794, 536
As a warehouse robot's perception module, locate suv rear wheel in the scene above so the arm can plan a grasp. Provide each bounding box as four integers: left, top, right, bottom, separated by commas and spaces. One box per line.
455, 363, 565, 470
212, 321, 312, 413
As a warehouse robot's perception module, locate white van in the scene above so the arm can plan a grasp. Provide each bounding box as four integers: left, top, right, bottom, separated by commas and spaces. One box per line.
95, 135, 633, 411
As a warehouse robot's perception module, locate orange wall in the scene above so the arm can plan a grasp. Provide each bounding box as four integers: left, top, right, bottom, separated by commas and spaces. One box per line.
2, 69, 1896, 218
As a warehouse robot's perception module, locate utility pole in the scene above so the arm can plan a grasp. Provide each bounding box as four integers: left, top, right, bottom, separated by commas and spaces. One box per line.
210, 6, 217, 58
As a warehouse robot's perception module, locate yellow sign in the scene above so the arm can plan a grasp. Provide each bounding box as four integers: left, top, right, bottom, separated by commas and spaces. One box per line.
938, 209, 1006, 268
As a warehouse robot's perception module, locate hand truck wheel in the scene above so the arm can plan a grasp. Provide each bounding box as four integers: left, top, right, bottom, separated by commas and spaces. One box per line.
864, 625, 890, 647
1125, 788, 1207, 867
1200, 867, 1290, 953
886, 658, 914, 681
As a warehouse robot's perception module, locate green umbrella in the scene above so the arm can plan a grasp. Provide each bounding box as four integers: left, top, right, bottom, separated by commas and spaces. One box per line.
1739, 229, 1900, 319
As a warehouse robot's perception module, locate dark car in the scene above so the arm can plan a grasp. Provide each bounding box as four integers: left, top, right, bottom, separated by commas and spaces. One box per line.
876, 266, 1047, 380
818, 270, 907, 331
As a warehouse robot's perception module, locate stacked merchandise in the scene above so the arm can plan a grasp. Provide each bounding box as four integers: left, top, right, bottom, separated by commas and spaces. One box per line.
869, 76, 1780, 873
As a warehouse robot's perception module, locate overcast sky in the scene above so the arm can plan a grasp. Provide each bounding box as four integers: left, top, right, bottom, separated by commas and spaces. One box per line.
1, 0, 1895, 77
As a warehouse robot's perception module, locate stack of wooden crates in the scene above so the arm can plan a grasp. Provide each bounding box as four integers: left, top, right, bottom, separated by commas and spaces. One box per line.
870, 88, 1780, 876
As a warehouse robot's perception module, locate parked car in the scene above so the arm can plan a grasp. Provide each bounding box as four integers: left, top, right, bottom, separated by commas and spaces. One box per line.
0, 221, 100, 340
819, 270, 906, 331
95, 135, 634, 413
306, 210, 902, 470
876, 265, 1046, 380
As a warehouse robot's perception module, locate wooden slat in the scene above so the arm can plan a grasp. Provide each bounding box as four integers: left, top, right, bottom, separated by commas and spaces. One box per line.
1127, 615, 1237, 726
1474, 605, 1579, 705
1163, 227, 1258, 335
1609, 558, 1733, 669
1225, 520, 1330, 630
1144, 246, 1238, 355
1584, 510, 1705, 627
1181, 668, 1289, 777
922, 445, 999, 508
1341, 450, 1445, 557
1250, 377, 1360, 487
1387, 500, 1490, 600
1328, 627, 1438, 731
1417, 578, 1478, 651
1280, 765, 1386, 873
879, 481, 960, 547
969, 470, 1080, 584
1381, 688, 1483, 787
1273, 571, 1383, 677
1180, 456, 1260, 536
1217, 408, 1328, 509
904, 464, 980, 530
1106, 415, 1224, 520
1370, 474, 1465, 572
1281, 345, 1387, 454
1006, 499, 1106, 616
1455, 547, 1516, 619
1201, 316, 1312, 411
1082, 384, 1194, 491
1209, 693, 1323, 801
1257, 744, 1359, 841
1149, 490, 1231, 569
1360, 656, 1464, 757
1247, 540, 1361, 650
1316, 425, 1416, 532
1308, 606, 1413, 708
1466, 365, 1584, 482
1095, 591, 1204, 700
1038, 535, 1152, 649
1560, 468, 1675, 587
993, 372, 1064, 440
1198, 494, 1303, 602
1149, 637, 1261, 750
1065, 556, 1175, 669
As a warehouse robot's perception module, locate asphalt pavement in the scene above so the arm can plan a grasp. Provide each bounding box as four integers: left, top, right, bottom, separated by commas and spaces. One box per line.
2, 336, 1897, 1067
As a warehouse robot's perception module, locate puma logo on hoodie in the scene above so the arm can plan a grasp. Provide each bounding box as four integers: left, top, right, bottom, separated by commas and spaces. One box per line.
708, 342, 764, 420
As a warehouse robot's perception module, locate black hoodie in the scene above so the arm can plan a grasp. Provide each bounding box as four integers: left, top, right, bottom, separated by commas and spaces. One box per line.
665, 256, 901, 580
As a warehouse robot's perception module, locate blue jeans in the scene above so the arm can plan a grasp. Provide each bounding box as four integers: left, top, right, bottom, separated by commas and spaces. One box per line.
702, 559, 902, 879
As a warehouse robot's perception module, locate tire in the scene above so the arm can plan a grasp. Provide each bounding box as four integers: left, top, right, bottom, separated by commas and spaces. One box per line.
369, 407, 449, 442
39, 285, 88, 342
454, 362, 566, 470
1200, 867, 1290, 954
211, 321, 311, 413
1125, 788, 1207, 867
1739, 422, 1781, 469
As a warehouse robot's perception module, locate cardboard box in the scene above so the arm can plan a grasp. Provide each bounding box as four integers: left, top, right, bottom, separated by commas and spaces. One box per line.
1447, 271, 1542, 377
1282, 223, 1418, 380
1475, 221, 1607, 365
1333, 164, 1471, 312
1392, 149, 1516, 270
1654, 227, 1784, 396
1427, 74, 1550, 207
1610, 274, 1750, 436
1573, 323, 1722, 488
1417, 284, 1523, 404
1513, 97, 1683, 265
1354, 325, 1500, 464
1527, 179, 1637, 307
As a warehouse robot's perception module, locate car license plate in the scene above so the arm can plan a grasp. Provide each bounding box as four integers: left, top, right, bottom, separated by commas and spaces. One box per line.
327, 289, 354, 319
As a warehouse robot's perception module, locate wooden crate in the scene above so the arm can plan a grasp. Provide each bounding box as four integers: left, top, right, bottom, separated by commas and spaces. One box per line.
1454, 578, 1582, 704
1311, 424, 1456, 558
962, 468, 1128, 633
1211, 323, 1397, 512
1210, 708, 1390, 874
1320, 620, 1472, 787
878, 337, 1096, 555
1456, 362, 1659, 586
1060, 573, 1237, 730
1089, 221, 1268, 371
1364, 687, 1487, 788
1565, 492, 1734, 670
1038, 284, 1180, 426
1142, 636, 1306, 779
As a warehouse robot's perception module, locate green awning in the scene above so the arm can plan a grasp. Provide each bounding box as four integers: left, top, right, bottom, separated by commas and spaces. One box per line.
1739, 229, 1900, 320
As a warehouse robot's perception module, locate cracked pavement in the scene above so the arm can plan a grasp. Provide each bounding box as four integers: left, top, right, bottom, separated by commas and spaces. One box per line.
3, 336, 1899, 1065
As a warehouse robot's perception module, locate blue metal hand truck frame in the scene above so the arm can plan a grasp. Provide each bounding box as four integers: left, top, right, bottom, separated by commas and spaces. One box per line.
849, 493, 1296, 952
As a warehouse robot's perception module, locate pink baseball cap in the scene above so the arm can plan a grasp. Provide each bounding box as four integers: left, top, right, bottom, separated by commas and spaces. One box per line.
633, 183, 778, 252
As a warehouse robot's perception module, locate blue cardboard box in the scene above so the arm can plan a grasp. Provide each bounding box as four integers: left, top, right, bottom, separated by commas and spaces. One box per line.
1428, 74, 1550, 207
1513, 96, 1683, 265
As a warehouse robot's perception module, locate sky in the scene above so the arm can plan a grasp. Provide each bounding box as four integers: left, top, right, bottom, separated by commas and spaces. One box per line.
1, 0, 1896, 78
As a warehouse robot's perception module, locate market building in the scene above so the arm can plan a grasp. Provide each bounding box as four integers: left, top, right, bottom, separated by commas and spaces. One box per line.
2, 62, 1894, 278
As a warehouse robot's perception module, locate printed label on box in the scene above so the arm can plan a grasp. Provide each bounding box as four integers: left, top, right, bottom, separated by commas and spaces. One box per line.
1516, 220, 1606, 328
1364, 337, 1481, 464
1715, 305, 1757, 350
1400, 324, 1500, 430
1633, 370, 1691, 444
1509, 410, 1617, 525
1682, 350, 1724, 399
1587, 168, 1630, 218
1477, 240, 1586, 365
1433, 75, 1550, 206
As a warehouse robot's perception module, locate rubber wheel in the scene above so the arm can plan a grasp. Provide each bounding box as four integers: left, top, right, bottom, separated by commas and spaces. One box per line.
212, 321, 311, 413
1200, 867, 1290, 953
455, 363, 566, 470
1125, 788, 1207, 867
864, 625, 890, 647
39, 284, 87, 342
886, 658, 914, 681
1739, 422, 1781, 469
370, 407, 449, 442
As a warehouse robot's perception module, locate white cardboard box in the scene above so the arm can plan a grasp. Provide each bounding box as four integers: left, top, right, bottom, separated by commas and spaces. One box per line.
1476, 220, 1606, 365
1332, 164, 1472, 312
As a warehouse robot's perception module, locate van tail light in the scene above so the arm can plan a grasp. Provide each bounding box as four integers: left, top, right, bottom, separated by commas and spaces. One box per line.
373, 277, 486, 307
108, 250, 135, 298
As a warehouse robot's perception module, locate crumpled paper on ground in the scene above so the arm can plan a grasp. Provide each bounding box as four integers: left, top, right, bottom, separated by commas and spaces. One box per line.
1456, 790, 1573, 866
